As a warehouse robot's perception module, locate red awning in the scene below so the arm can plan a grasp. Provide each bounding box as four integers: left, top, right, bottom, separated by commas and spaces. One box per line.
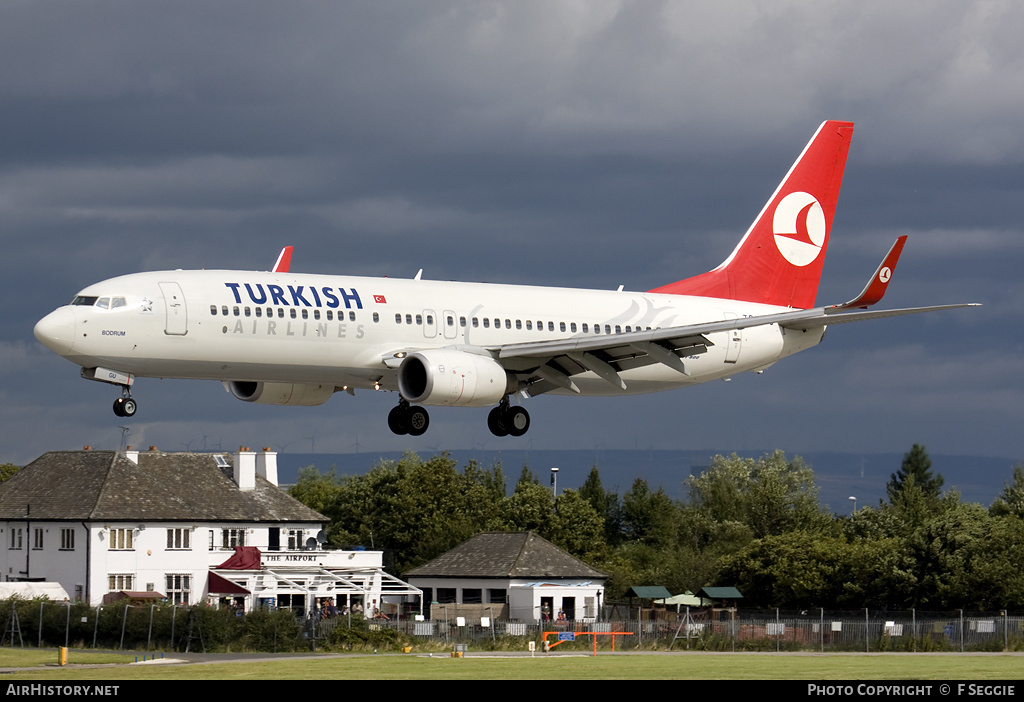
208, 571, 250, 595
216, 546, 261, 570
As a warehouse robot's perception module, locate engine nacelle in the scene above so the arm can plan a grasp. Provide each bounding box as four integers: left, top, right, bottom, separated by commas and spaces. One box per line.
398, 349, 513, 407
224, 381, 336, 406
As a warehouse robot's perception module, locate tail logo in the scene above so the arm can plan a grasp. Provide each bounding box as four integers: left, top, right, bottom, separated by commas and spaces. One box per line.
772, 191, 826, 267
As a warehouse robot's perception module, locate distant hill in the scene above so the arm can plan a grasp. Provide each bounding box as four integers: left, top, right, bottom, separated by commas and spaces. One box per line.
275, 448, 1021, 514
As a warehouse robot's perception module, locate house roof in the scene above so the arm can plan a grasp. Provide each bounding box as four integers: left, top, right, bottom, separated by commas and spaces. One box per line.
0, 450, 325, 523
701, 586, 743, 599
404, 531, 608, 580
623, 585, 673, 599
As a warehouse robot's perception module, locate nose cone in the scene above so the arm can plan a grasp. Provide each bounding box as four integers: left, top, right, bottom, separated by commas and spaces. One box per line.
34, 307, 76, 357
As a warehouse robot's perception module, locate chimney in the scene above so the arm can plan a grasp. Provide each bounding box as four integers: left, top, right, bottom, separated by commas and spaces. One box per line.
234, 447, 256, 491
256, 447, 278, 486
125, 449, 139, 464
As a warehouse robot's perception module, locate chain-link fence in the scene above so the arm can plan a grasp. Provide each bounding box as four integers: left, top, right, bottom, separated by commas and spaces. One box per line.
2, 598, 1021, 653
328, 608, 1024, 653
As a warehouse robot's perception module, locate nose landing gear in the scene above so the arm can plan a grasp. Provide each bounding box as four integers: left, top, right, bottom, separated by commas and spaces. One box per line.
112, 390, 137, 418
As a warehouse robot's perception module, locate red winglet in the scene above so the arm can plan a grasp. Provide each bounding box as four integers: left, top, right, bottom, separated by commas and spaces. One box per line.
830, 236, 908, 311
273, 246, 293, 273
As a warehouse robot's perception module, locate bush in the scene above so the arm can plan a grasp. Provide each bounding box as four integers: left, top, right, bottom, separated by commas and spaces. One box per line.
238, 608, 304, 652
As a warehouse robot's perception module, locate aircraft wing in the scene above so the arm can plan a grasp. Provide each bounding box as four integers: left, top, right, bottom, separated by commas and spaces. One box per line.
487, 237, 978, 396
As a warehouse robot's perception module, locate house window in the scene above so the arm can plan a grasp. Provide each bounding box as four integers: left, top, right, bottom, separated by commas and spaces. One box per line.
462, 588, 482, 604
436, 588, 456, 604
108, 574, 134, 591
32, 528, 43, 550
8, 528, 21, 550
60, 528, 75, 551
166, 574, 191, 605
287, 530, 305, 550
166, 528, 191, 550
488, 589, 507, 604
222, 529, 246, 549
110, 529, 133, 550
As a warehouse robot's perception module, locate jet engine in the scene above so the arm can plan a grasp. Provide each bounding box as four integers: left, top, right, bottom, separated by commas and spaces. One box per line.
224, 381, 336, 406
397, 349, 514, 407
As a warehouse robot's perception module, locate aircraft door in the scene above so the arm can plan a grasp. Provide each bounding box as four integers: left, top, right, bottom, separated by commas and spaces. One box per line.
158, 282, 188, 336
422, 309, 437, 339
723, 312, 742, 363
443, 310, 458, 340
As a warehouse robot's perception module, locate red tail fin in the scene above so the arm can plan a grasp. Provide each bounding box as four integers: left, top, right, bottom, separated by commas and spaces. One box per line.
650, 120, 854, 309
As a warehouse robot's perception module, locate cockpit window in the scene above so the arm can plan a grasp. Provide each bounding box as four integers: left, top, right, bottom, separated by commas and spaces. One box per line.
70, 295, 127, 309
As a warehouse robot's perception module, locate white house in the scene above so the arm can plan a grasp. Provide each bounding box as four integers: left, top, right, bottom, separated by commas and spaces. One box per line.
0, 448, 418, 615
405, 531, 607, 623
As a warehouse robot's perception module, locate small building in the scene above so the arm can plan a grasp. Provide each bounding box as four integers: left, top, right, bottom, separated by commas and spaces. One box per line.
700, 586, 743, 619
405, 531, 607, 623
0, 447, 419, 615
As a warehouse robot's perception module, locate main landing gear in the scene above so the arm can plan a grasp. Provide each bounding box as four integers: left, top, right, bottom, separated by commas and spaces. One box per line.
487, 398, 530, 437
388, 400, 430, 436
112, 389, 137, 418
386, 397, 531, 437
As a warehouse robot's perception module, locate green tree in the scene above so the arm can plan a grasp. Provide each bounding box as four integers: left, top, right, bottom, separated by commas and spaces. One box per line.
686, 451, 830, 539
291, 452, 508, 574
498, 477, 554, 533
289, 466, 343, 516
0, 464, 19, 482
887, 443, 944, 504
990, 463, 1024, 518
578, 466, 622, 545
547, 489, 607, 563
620, 478, 678, 549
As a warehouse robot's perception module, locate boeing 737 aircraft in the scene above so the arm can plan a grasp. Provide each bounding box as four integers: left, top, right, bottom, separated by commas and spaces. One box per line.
34, 121, 976, 437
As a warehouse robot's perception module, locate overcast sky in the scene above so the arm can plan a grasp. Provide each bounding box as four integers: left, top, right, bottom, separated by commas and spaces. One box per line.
2, 1, 1021, 473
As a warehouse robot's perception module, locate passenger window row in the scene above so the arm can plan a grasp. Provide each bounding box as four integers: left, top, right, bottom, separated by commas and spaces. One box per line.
393, 312, 651, 335
210, 306, 380, 323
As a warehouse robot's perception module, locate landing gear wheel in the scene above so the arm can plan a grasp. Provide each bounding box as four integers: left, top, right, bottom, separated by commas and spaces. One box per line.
487, 406, 509, 437
488, 402, 530, 437
406, 406, 430, 436
388, 405, 409, 435
388, 403, 429, 436
112, 397, 137, 418
505, 406, 530, 437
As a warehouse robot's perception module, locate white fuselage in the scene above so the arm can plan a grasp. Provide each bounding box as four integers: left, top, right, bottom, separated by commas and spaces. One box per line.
35, 269, 825, 401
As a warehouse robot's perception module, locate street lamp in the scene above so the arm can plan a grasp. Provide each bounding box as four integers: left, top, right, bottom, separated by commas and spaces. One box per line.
550, 467, 559, 500
848, 495, 857, 513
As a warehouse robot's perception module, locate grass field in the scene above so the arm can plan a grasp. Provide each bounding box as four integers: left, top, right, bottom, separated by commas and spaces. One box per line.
2, 651, 1022, 680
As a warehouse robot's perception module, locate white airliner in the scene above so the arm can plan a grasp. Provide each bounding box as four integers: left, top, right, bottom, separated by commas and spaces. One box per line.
34, 121, 976, 437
